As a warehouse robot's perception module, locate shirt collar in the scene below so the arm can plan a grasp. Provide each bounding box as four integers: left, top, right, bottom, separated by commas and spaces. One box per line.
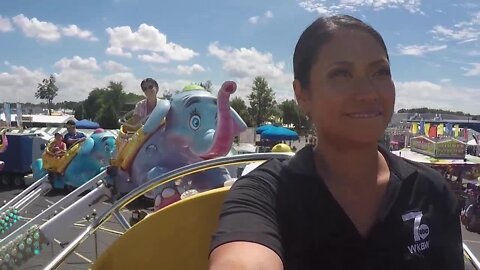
287, 144, 417, 181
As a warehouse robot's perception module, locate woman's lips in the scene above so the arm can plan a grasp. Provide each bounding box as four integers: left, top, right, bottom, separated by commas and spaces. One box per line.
345, 112, 383, 118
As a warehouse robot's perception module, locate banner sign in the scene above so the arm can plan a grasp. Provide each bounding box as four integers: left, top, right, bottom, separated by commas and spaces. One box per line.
411, 136, 466, 159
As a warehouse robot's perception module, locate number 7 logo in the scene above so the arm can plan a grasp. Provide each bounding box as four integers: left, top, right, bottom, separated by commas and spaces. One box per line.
402, 211, 430, 241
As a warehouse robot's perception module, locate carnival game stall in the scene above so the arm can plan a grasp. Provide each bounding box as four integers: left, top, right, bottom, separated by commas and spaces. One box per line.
393, 121, 480, 210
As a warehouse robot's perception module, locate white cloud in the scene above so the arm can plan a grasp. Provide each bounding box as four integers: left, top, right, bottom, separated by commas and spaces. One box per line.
103, 60, 131, 72
248, 16, 260, 24
298, 0, 422, 15
61, 25, 98, 41
10, 14, 97, 42
12, 14, 61, 41
3, 61, 10, 66
468, 50, 480, 56
431, 12, 480, 42
431, 25, 480, 42
106, 47, 132, 58
54, 56, 101, 72
106, 24, 198, 62
0, 62, 155, 103
440, 78, 451, 83
463, 63, 480, 77
102, 72, 140, 93
207, 42, 293, 100
137, 52, 170, 63
0, 16, 13, 32
395, 80, 480, 114
397, 44, 447, 56
248, 10, 274, 24
176, 64, 206, 75
50, 69, 142, 102
0, 65, 48, 103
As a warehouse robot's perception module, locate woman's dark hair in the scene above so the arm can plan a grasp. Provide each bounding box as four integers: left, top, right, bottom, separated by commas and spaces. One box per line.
141, 78, 159, 88
293, 15, 389, 88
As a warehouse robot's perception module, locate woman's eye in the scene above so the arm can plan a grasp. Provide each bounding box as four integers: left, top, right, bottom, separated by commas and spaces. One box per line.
374, 67, 391, 77
328, 68, 352, 79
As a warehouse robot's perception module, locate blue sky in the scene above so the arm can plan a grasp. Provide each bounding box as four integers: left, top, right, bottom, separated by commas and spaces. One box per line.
0, 0, 479, 113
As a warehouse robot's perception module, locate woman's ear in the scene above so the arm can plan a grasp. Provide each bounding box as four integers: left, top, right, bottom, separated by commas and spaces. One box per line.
293, 79, 311, 116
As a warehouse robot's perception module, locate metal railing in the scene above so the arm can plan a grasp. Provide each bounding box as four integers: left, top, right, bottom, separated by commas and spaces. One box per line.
464, 243, 480, 269
44, 152, 293, 269
41, 152, 480, 270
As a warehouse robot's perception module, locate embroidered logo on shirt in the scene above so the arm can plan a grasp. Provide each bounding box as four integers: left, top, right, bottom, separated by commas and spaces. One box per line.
402, 211, 430, 254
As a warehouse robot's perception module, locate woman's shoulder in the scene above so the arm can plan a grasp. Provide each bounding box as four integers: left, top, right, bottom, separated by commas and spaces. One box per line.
385, 150, 457, 207
234, 159, 289, 187
232, 147, 314, 193
135, 99, 147, 106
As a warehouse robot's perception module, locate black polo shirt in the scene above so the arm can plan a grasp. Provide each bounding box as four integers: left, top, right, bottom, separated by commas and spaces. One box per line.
210, 145, 464, 269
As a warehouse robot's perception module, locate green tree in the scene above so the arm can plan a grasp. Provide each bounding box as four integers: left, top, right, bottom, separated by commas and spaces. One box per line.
96, 103, 119, 129
230, 97, 253, 127
247, 76, 276, 126
74, 103, 85, 120
94, 82, 126, 128
278, 99, 299, 126
83, 88, 107, 120
103, 82, 125, 113
35, 74, 59, 115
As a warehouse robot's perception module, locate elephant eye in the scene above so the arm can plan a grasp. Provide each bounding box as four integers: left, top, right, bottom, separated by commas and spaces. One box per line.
189, 115, 201, 130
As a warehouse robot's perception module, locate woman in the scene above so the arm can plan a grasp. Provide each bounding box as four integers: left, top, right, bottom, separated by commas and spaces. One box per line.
209, 15, 464, 269
124, 78, 160, 132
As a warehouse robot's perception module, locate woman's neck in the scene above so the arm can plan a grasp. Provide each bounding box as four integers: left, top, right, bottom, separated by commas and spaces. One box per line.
147, 97, 157, 106
313, 134, 385, 186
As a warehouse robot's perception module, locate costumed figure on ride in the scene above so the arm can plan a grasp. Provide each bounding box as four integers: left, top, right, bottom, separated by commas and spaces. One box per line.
110, 81, 247, 210
0, 130, 8, 171
32, 128, 116, 189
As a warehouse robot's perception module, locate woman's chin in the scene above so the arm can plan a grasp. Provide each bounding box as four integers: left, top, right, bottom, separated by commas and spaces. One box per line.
327, 131, 385, 147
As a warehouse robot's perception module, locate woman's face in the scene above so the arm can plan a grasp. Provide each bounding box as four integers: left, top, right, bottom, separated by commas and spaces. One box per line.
142, 84, 158, 101
294, 29, 395, 145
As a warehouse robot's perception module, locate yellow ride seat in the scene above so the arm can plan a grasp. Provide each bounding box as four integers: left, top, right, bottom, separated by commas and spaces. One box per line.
112, 125, 152, 172
113, 121, 165, 172
91, 186, 231, 270
42, 140, 82, 175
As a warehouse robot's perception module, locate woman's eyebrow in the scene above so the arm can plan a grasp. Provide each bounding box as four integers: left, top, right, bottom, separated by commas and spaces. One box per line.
368, 59, 390, 67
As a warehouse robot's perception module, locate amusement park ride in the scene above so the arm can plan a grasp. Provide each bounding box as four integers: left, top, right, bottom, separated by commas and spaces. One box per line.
0, 93, 480, 269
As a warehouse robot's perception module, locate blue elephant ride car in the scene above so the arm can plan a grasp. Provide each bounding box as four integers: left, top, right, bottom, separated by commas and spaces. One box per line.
32, 129, 116, 190
110, 81, 247, 212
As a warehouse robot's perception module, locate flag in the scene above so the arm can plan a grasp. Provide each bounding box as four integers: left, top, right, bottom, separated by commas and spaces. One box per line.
419, 121, 425, 135
429, 125, 437, 138
446, 123, 453, 136
454, 124, 460, 137
16, 103, 23, 130
411, 123, 418, 135
437, 124, 444, 136
425, 123, 431, 136
464, 128, 469, 141
3, 103, 11, 127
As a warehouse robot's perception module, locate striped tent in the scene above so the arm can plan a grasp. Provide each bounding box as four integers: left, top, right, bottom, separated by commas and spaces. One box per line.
0, 127, 119, 138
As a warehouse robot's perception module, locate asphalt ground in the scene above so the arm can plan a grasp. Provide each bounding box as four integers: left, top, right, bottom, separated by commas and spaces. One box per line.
0, 185, 137, 270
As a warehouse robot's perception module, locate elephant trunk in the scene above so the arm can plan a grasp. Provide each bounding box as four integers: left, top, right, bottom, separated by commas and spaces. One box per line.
196, 81, 236, 159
